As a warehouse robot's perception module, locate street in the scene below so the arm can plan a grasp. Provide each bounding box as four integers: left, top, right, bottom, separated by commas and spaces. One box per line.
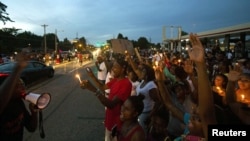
23, 60, 105, 141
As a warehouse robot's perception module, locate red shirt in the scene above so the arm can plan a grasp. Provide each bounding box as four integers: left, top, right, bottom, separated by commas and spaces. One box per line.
105, 78, 132, 131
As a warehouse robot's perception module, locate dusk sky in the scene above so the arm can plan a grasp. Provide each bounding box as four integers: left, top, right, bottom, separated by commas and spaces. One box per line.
1, 0, 250, 45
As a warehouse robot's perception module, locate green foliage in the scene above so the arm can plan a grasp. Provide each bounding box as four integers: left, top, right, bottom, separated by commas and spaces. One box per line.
0, 2, 14, 24
137, 37, 149, 49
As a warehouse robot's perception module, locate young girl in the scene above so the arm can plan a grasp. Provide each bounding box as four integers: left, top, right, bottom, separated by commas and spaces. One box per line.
112, 95, 146, 141
212, 73, 228, 108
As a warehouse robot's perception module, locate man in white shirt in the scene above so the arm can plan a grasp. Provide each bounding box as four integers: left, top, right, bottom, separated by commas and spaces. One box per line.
95, 55, 107, 84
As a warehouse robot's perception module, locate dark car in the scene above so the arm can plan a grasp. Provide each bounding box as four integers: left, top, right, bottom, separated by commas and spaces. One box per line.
0, 61, 54, 87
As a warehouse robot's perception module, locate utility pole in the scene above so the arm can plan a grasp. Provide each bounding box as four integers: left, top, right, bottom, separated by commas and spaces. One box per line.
41, 24, 48, 54
55, 29, 57, 54
55, 29, 64, 54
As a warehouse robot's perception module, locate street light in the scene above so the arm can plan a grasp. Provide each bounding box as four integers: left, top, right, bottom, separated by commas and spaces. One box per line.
78, 44, 83, 52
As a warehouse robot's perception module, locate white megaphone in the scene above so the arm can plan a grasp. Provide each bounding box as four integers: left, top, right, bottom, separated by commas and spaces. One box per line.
24, 92, 51, 109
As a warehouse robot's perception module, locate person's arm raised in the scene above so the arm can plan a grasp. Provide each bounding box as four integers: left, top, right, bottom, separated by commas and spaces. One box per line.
225, 65, 241, 104
188, 33, 217, 139
154, 65, 184, 122
125, 52, 141, 78
0, 53, 29, 114
86, 67, 107, 91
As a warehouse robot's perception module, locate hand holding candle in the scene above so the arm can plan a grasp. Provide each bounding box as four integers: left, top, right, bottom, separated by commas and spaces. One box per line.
216, 86, 222, 93
75, 74, 82, 83
241, 94, 245, 102
155, 61, 158, 67
178, 59, 182, 66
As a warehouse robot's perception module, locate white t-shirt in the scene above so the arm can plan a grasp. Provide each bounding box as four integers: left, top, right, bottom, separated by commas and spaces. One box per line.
97, 61, 107, 81
105, 71, 114, 94
226, 52, 233, 59
136, 80, 157, 112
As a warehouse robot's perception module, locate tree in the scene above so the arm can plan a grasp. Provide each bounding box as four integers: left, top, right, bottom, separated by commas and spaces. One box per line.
181, 30, 188, 36
0, 2, 14, 24
16, 31, 43, 49
1, 27, 20, 36
0, 28, 20, 53
117, 33, 128, 40
137, 37, 149, 49
58, 38, 72, 51
117, 33, 124, 39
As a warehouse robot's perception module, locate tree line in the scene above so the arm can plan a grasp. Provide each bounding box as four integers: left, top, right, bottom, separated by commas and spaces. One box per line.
0, 1, 187, 55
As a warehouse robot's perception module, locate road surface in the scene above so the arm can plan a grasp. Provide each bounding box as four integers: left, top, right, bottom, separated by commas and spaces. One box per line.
23, 59, 106, 141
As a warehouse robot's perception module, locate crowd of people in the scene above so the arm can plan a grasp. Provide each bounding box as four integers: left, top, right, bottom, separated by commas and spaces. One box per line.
1, 33, 250, 141
80, 33, 250, 141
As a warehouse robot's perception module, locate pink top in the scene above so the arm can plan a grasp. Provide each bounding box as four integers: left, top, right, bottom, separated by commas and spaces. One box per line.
118, 124, 144, 141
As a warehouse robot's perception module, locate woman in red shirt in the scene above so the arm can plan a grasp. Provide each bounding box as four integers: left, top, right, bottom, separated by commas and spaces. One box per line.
80, 57, 132, 141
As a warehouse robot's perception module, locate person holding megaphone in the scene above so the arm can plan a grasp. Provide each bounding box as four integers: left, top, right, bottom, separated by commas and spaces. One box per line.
0, 52, 39, 141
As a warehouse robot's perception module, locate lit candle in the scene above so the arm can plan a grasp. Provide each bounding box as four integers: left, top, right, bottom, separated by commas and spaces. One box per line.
216, 86, 222, 93
178, 59, 181, 66
75, 74, 82, 83
152, 65, 156, 70
155, 61, 158, 67
241, 94, 245, 102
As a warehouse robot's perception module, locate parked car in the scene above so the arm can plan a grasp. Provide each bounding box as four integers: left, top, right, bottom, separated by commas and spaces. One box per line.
0, 60, 55, 87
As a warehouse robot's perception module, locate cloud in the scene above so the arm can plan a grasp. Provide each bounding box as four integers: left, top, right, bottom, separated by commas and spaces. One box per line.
1, 0, 250, 44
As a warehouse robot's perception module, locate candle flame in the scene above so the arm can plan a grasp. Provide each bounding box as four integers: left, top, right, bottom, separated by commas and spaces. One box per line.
153, 65, 156, 70
155, 61, 158, 67
241, 94, 245, 100
75, 74, 82, 83
216, 86, 221, 90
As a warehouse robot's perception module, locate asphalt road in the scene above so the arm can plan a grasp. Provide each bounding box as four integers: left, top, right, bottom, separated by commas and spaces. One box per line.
23, 59, 106, 141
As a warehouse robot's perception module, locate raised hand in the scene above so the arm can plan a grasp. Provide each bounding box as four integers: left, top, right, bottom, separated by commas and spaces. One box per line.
80, 80, 96, 92
15, 52, 30, 69
125, 51, 131, 62
154, 65, 165, 81
188, 33, 205, 63
227, 65, 242, 82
